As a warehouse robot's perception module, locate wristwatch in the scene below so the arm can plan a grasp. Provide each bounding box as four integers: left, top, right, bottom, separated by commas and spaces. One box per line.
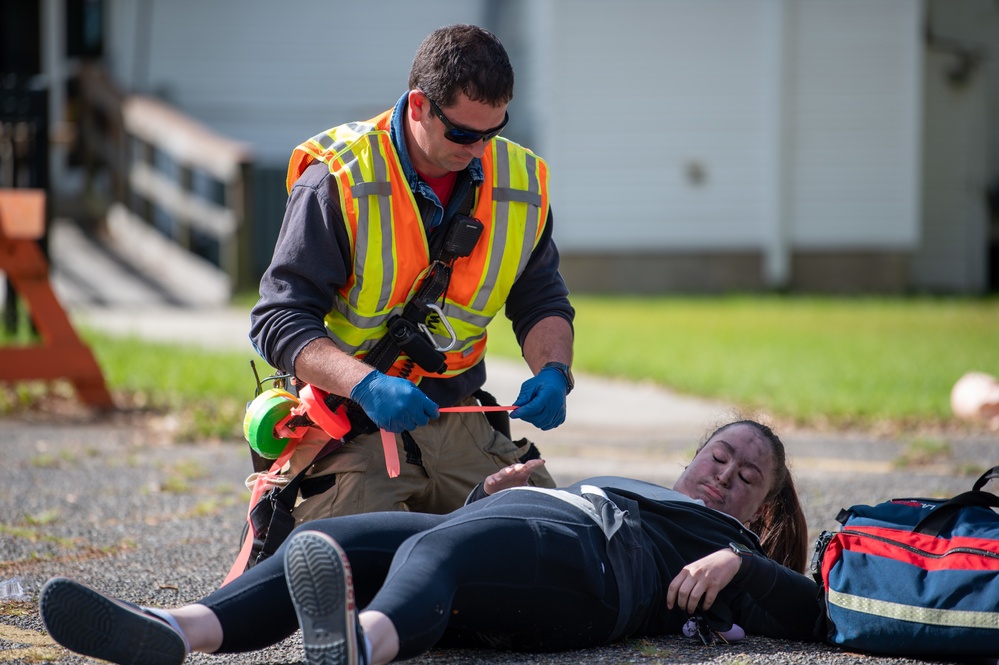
541, 361, 574, 395
729, 541, 753, 577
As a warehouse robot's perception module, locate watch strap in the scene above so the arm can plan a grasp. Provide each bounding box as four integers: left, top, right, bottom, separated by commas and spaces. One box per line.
541, 361, 574, 394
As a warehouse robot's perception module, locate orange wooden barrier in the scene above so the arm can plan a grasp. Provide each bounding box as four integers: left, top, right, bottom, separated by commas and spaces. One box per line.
0, 189, 114, 409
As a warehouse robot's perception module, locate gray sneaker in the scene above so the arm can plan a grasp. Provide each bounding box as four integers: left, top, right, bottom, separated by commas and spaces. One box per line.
284, 530, 364, 665
40, 577, 187, 665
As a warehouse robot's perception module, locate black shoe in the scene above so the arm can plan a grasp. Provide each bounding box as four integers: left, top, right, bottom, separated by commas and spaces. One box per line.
284, 530, 364, 665
40, 577, 187, 665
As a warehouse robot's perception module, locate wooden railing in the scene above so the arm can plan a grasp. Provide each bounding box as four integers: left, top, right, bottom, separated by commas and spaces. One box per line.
77, 63, 255, 293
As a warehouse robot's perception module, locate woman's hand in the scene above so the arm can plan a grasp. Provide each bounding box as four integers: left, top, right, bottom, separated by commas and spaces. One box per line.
666, 549, 742, 614
483, 458, 547, 495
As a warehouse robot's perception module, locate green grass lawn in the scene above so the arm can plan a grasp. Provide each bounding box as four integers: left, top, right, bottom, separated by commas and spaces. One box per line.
2, 295, 996, 435
486, 295, 999, 429
0, 320, 270, 440
81, 332, 271, 440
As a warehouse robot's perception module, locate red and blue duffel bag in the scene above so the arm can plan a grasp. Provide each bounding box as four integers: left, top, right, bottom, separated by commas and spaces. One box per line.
811, 465, 999, 659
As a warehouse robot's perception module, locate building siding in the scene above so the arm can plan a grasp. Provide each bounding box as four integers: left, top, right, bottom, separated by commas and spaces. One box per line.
105, 0, 489, 164
97, 0, 996, 293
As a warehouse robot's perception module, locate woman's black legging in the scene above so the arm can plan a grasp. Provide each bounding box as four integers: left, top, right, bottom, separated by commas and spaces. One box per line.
200, 490, 621, 659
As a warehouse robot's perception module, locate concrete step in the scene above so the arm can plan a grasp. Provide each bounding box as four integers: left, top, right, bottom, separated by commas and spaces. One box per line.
47, 207, 230, 309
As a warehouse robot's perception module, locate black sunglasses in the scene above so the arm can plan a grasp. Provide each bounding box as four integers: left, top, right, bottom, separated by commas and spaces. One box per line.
421, 91, 509, 145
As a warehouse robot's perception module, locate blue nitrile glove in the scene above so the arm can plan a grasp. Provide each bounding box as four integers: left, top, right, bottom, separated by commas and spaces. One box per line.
350, 370, 439, 433
510, 367, 568, 430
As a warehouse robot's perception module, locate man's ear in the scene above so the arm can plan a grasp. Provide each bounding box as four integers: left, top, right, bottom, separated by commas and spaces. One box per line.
408, 90, 427, 120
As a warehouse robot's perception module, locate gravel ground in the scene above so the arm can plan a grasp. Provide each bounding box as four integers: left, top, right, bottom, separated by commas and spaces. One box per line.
1, 413, 996, 665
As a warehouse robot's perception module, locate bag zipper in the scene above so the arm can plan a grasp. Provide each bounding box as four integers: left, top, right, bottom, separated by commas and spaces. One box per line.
810, 531, 835, 578
838, 528, 999, 561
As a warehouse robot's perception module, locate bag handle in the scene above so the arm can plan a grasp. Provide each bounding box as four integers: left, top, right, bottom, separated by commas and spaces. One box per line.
972, 465, 999, 492
913, 465, 999, 536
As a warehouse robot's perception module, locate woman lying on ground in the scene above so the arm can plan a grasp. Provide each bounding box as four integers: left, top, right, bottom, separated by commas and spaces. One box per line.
40, 419, 821, 665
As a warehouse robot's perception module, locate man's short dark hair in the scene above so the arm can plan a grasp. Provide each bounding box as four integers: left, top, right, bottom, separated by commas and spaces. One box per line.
408, 24, 514, 107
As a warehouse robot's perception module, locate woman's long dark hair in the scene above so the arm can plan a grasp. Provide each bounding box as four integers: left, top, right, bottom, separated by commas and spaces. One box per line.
698, 420, 809, 572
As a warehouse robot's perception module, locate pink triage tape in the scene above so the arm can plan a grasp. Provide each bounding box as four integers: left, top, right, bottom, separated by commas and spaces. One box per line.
379, 404, 517, 479
380, 429, 401, 478
440, 405, 517, 412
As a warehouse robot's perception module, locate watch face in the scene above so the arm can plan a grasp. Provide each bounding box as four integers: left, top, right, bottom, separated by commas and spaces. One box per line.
730, 542, 752, 556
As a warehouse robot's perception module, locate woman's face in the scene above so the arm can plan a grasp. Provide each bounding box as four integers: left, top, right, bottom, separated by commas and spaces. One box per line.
673, 423, 776, 524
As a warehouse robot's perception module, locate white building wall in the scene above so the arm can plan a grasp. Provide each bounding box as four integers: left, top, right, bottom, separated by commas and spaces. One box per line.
913, 49, 989, 292
99, 0, 932, 286
529, 0, 922, 257
529, 0, 776, 251
104, 0, 489, 164
910, 0, 999, 294
787, 0, 922, 249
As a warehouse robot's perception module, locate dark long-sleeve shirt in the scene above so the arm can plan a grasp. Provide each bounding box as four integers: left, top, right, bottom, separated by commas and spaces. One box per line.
250, 93, 574, 406
468, 476, 822, 642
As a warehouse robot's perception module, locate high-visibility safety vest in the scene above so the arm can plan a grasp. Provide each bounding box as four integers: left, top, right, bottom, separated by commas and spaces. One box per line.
285, 109, 550, 382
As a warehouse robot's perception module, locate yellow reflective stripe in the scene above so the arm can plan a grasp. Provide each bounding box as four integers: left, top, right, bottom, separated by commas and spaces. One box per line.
296, 134, 335, 161
443, 303, 492, 329
828, 588, 999, 630
513, 150, 543, 279
346, 134, 397, 314
339, 143, 367, 308
324, 314, 392, 356
516, 149, 541, 203
301, 125, 363, 161
449, 330, 486, 357
435, 307, 491, 341
330, 297, 397, 330
328, 263, 433, 348
470, 142, 542, 313
370, 136, 396, 313
495, 136, 511, 183
312, 132, 338, 151
471, 142, 512, 313
479, 218, 525, 313
325, 305, 378, 345
344, 120, 377, 135
471, 228, 507, 313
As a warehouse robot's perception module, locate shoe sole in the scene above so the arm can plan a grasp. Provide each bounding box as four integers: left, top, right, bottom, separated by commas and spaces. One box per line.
40, 577, 186, 665
284, 531, 358, 665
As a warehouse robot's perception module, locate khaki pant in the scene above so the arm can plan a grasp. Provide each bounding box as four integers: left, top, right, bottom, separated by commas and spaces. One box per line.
290, 400, 555, 523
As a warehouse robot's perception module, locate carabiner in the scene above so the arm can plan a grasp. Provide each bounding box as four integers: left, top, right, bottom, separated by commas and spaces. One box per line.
418, 303, 457, 352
